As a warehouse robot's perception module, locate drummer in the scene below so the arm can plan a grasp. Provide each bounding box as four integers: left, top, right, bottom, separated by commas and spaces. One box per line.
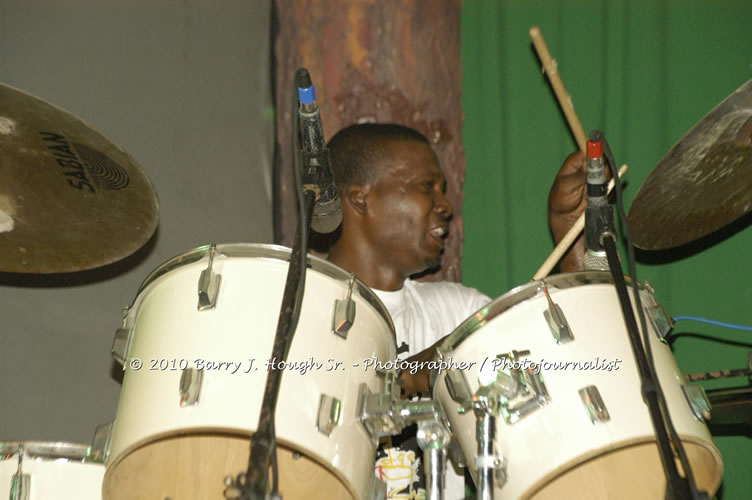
326, 123, 586, 499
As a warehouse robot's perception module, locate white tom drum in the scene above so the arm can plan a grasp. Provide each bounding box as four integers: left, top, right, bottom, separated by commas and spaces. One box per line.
103, 244, 396, 500
434, 272, 723, 500
0, 441, 104, 499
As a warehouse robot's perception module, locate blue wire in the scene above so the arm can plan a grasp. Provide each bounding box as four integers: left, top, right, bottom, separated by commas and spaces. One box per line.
672, 315, 752, 332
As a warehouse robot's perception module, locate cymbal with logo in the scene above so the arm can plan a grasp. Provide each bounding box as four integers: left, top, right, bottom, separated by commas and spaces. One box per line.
0, 83, 159, 273
628, 79, 752, 250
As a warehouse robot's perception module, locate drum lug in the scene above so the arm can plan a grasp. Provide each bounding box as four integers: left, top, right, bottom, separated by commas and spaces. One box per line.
90, 421, 113, 461
368, 476, 386, 500
179, 368, 204, 407
447, 436, 466, 468
473, 453, 509, 491
494, 462, 509, 490
197, 244, 221, 311
316, 394, 342, 436
111, 308, 135, 366
9, 453, 30, 500
332, 274, 356, 339
643, 299, 674, 340
357, 383, 394, 439
444, 367, 474, 413
379, 368, 402, 400
579, 385, 611, 423
541, 283, 574, 344
682, 385, 712, 421
357, 369, 403, 439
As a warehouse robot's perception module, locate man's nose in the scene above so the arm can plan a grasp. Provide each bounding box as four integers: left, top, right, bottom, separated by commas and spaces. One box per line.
435, 189, 453, 218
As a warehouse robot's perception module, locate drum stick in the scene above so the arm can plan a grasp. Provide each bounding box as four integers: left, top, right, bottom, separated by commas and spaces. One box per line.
533, 164, 628, 280
530, 26, 587, 154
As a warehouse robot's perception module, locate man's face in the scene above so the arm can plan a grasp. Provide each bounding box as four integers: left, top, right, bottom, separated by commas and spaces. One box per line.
362, 140, 453, 276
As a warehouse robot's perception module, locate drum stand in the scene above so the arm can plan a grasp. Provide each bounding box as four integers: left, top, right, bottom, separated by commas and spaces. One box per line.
472, 404, 503, 500
359, 371, 452, 500
457, 370, 517, 500
359, 367, 525, 500
417, 420, 450, 500
583, 130, 709, 500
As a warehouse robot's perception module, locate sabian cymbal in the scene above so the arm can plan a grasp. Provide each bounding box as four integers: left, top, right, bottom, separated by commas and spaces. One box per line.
628, 79, 752, 250
0, 83, 159, 273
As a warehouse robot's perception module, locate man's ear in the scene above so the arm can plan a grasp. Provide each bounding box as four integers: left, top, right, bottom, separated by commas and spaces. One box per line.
344, 183, 370, 215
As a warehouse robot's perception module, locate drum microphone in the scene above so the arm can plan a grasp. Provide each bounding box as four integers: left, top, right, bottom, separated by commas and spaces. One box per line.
584, 136, 614, 271
295, 68, 343, 233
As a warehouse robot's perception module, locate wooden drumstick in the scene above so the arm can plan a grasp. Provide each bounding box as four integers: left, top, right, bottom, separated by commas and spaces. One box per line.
533, 164, 628, 280
530, 26, 587, 154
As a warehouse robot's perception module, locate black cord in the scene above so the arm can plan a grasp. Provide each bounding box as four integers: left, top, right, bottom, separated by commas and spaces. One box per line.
271, 423, 279, 494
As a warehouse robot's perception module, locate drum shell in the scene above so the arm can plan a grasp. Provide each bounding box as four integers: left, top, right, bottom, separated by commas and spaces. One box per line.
434, 272, 723, 500
0, 442, 103, 500
104, 244, 396, 500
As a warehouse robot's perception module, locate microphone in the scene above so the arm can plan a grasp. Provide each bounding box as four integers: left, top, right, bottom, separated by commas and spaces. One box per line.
295, 68, 342, 233
583, 136, 613, 271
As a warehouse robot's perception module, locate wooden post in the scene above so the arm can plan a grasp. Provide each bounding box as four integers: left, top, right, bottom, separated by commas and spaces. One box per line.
274, 0, 465, 282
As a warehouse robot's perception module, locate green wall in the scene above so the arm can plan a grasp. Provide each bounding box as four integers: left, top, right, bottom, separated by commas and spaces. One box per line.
461, 1, 752, 498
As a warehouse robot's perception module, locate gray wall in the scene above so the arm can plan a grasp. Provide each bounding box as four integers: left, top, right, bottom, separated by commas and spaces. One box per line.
0, 1, 273, 445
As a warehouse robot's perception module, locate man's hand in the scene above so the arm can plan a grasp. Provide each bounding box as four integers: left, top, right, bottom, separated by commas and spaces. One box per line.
548, 151, 587, 272
398, 338, 444, 397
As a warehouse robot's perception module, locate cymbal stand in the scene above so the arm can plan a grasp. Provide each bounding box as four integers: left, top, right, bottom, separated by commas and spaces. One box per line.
225, 69, 326, 500
592, 129, 708, 499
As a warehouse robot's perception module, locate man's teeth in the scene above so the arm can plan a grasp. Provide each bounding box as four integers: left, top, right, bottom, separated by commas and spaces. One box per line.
431, 227, 446, 237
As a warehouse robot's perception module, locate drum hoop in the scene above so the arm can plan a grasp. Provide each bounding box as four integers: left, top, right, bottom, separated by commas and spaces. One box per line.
0, 441, 101, 464
440, 271, 647, 353
131, 243, 395, 336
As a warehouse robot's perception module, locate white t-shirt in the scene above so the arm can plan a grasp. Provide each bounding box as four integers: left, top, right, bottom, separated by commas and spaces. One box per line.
372, 279, 491, 500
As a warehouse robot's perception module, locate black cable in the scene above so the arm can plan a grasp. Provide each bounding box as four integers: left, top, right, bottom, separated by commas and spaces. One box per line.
271, 423, 279, 495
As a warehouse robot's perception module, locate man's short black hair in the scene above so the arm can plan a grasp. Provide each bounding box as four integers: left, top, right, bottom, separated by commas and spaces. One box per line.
327, 123, 430, 191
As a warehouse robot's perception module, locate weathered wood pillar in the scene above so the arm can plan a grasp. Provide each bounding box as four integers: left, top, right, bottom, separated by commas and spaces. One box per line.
274, 0, 465, 282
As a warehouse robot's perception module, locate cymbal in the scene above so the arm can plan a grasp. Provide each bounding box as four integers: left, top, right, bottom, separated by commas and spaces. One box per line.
628, 79, 752, 250
0, 83, 159, 273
